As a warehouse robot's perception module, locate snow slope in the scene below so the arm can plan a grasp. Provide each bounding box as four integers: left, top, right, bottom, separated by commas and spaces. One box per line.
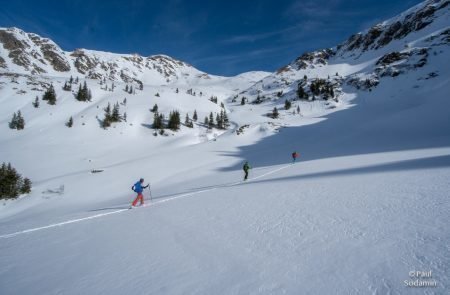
1, 76, 449, 293
1, 0, 449, 294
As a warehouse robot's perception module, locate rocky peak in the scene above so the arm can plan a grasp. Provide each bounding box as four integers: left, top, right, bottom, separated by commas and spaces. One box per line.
276, 49, 334, 74
337, 0, 449, 54
0, 27, 206, 85
0, 28, 33, 71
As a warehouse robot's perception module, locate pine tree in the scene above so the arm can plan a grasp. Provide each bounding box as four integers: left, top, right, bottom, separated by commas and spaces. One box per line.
175, 111, 180, 129
223, 111, 229, 128
123, 98, 127, 105
272, 107, 279, 119
123, 112, 127, 122
4, 163, 20, 198
75, 82, 92, 102
220, 102, 225, 108
0, 162, 32, 199
204, 116, 209, 126
66, 116, 73, 128
151, 104, 158, 113
20, 177, 32, 194
75, 76, 79, 84
16, 111, 25, 130
159, 114, 164, 128
112, 102, 121, 122
102, 103, 112, 128
185, 113, 193, 128
193, 110, 198, 121
83, 81, 89, 101
32, 96, 39, 108
7, 163, 22, 197
69, 76, 73, 84
76, 84, 82, 100
168, 110, 181, 131
285, 99, 292, 110
155, 92, 160, 97
216, 113, 222, 129
125, 85, 129, 92
219, 110, 227, 129
63, 81, 71, 91
210, 96, 218, 104
241, 97, 246, 105
209, 112, 214, 128
9, 112, 18, 129
153, 111, 163, 129
297, 84, 307, 100
297, 105, 301, 114
0, 163, 17, 199
176, 88, 179, 93
129, 85, 133, 94
43, 84, 57, 105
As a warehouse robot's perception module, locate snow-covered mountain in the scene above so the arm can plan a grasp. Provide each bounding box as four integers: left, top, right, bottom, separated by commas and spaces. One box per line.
241, 0, 449, 104
0, 27, 201, 85
0, 26, 271, 150
0, 26, 271, 87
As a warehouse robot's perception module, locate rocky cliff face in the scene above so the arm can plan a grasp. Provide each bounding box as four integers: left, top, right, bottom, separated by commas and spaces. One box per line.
0, 27, 206, 85
239, 0, 449, 103
337, 0, 449, 53
0, 28, 70, 74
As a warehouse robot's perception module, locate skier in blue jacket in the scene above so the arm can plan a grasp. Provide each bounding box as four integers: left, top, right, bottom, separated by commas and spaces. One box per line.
131, 178, 148, 207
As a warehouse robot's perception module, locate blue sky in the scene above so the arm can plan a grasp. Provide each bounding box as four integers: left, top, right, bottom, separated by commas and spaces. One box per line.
0, 0, 423, 76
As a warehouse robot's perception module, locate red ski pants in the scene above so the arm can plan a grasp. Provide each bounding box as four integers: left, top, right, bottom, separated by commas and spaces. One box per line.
132, 193, 144, 206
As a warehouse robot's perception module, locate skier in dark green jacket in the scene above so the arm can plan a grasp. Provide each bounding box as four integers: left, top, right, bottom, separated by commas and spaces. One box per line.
243, 161, 251, 181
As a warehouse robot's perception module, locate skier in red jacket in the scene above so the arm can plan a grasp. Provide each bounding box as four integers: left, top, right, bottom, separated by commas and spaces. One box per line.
292, 151, 299, 163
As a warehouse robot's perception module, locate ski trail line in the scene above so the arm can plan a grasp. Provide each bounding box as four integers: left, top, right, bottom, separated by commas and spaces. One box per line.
0, 164, 292, 239
0, 209, 130, 239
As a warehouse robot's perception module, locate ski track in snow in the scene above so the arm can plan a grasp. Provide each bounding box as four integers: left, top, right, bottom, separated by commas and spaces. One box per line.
0, 164, 292, 239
